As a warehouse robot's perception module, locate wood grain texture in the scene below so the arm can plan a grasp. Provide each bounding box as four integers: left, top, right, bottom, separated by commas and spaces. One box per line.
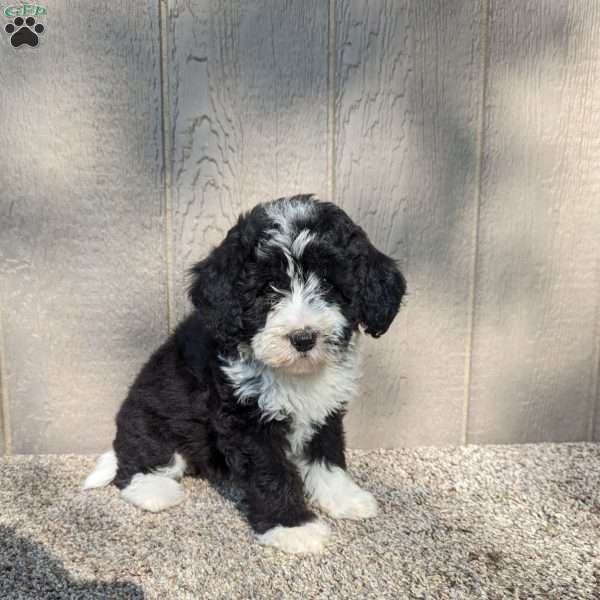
0, 305, 6, 454
335, 1, 483, 447
468, 1, 600, 443
0, 2, 167, 453
168, 0, 329, 323
0, 336, 5, 454
1, 0, 597, 452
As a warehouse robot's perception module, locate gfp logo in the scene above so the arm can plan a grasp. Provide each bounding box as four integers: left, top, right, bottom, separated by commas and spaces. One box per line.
3, 4, 46, 47
3, 3, 46, 17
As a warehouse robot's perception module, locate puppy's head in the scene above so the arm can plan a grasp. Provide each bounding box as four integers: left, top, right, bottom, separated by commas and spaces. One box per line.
189, 195, 406, 373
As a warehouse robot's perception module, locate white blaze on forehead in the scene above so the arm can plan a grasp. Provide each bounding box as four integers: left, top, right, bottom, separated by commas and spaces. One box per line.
264, 197, 316, 232
281, 272, 344, 333
258, 197, 317, 265
290, 228, 315, 259
260, 226, 314, 279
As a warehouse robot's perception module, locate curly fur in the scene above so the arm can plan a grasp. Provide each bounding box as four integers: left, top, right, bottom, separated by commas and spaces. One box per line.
84, 195, 406, 553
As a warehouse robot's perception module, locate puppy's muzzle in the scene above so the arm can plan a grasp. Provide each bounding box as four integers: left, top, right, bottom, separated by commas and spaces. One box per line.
288, 328, 317, 352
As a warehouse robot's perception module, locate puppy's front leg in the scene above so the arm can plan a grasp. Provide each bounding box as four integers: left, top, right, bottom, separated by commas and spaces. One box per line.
299, 412, 378, 520
236, 438, 330, 554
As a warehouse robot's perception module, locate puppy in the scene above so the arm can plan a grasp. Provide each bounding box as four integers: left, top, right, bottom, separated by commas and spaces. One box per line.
84, 195, 406, 554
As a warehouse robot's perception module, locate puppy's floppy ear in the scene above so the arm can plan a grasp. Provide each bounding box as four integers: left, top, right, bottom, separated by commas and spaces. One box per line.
356, 233, 406, 338
189, 211, 261, 347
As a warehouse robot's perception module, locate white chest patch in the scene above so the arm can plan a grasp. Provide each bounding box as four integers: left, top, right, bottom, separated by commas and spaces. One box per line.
221, 337, 361, 456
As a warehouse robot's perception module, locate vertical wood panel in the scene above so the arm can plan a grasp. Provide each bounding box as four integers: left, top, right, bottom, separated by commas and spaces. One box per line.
0, 2, 167, 453
595, 317, 600, 440
0, 305, 6, 453
335, 1, 483, 447
168, 0, 329, 323
0, 343, 5, 454
0, 0, 595, 451
468, 1, 600, 443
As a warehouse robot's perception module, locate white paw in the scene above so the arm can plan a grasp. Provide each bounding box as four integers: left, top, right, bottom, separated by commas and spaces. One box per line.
321, 487, 378, 520
257, 519, 330, 554
121, 474, 184, 512
299, 461, 379, 520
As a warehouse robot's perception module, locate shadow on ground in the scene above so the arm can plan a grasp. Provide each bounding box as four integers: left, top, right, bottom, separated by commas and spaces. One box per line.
0, 525, 144, 600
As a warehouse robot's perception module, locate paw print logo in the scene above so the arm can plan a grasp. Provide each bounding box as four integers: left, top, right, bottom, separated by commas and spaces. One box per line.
5, 16, 44, 47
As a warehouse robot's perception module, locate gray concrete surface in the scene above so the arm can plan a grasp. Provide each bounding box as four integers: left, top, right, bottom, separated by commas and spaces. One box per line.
1, 444, 599, 599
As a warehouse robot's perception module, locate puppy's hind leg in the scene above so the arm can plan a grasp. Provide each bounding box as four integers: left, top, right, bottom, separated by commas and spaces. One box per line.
119, 453, 187, 513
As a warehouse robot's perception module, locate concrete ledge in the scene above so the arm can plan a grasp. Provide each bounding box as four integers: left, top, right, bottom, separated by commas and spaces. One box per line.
1, 444, 599, 599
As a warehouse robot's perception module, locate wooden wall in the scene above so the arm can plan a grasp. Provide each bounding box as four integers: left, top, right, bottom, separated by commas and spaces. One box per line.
0, 1, 599, 453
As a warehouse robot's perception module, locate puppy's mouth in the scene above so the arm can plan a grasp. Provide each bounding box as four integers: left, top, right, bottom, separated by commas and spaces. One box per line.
251, 325, 338, 374
261, 339, 329, 374
282, 350, 325, 374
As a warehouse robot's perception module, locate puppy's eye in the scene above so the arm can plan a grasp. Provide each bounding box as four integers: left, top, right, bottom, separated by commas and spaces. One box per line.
262, 290, 279, 307
320, 277, 333, 291
259, 281, 284, 307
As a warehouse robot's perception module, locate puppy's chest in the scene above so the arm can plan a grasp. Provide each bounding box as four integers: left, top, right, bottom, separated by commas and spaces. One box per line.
269, 374, 354, 455
223, 351, 360, 455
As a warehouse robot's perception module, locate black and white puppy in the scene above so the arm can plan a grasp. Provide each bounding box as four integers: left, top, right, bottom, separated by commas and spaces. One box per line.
84, 195, 406, 554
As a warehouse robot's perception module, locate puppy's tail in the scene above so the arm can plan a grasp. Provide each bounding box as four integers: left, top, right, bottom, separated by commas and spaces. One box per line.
82, 450, 118, 490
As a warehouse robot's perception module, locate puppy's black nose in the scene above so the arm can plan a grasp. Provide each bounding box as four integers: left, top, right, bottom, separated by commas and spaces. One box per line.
289, 328, 317, 352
